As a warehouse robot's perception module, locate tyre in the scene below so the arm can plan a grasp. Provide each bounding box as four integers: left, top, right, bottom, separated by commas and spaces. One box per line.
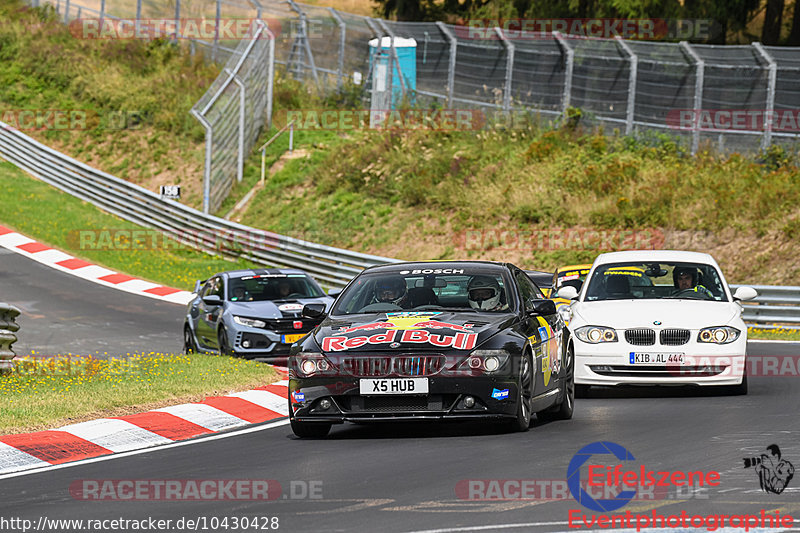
183, 324, 197, 354
218, 328, 234, 357
508, 352, 533, 432
539, 344, 575, 421
575, 384, 591, 398
290, 418, 331, 438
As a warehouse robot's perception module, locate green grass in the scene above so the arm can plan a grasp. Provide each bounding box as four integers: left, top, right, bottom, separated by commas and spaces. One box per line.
0, 161, 260, 290
1, 353, 278, 434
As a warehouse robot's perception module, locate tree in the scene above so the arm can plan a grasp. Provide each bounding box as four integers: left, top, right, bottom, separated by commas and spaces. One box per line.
788, 0, 800, 44
762, 0, 784, 44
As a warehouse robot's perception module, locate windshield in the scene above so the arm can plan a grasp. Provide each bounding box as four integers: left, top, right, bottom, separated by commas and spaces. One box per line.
331, 267, 515, 315
227, 274, 324, 302
554, 266, 591, 294
583, 262, 728, 302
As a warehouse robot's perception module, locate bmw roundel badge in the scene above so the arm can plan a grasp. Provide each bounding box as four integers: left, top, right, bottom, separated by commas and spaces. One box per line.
654, 320, 662, 325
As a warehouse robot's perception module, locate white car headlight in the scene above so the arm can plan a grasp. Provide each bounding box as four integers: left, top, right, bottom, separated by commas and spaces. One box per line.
575, 326, 617, 344
698, 326, 740, 344
233, 315, 266, 328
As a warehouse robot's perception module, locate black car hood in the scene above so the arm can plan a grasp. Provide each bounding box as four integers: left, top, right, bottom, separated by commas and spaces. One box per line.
315, 311, 515, 353
227, 297, 331, 319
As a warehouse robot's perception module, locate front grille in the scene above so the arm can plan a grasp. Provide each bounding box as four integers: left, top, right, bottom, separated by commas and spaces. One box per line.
338, 394, 457, 413
660, 329, 690, 345
589, 365, 726, 378
340, 356, 445, 377
262, 318, 320, 333
362, 396, 429, 412
625, 328, 656, 346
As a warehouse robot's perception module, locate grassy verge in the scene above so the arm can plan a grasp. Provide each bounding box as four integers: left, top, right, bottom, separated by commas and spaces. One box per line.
748, 327, 800, 341
0, 161, 263, 290
1, 353, 278, 434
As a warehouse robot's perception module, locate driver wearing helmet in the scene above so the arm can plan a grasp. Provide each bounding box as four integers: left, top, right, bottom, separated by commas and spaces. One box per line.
672, 266, 713, 298
374, 276, 409, 308
468, 275, 508, 311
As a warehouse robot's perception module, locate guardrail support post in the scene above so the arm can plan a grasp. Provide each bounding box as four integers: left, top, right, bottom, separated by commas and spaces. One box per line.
0, 304, 20, 374
553, 32, 574, 117
615, 36, 637, 136
494, 27, 514, 113
680, 41, 704, 155
436, 21, 457, 108
752, 42, 777, 151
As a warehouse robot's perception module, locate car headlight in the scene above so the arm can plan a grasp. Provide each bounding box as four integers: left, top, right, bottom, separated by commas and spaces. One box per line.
575, 326, 617, 344
460, 350, 511, 373
698, 326, 740, 344
294, 352, 333, 377
233, 315, 266, 328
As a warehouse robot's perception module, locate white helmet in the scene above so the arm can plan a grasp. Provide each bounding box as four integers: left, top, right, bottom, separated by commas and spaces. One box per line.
468, 275, 501, 310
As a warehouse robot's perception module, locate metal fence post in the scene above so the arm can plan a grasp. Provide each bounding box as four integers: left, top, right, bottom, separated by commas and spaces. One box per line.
99, 0, 105, 29
377, 19, 407, 101
753, 42, 777, 151
265, 22, 275, 130
329, 8, 346, 91
173, 0, 180, 43
192, 110, 213, 214
0, 304, 20, 374
680, 41, 704, 155
494, 27, 514, 113
63, 0, 70, 23
615, 36, 638, 136
288, 0, 321, 89
553, 32, 574, 115
226, 69, 246, 183
213, 0, 221, 63
436, 22, 457, 108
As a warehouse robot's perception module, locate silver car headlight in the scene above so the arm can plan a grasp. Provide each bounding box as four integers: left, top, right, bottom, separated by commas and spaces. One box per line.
698, 326, 740, 344
575, 326, 617, 344
233, 315, 266, 328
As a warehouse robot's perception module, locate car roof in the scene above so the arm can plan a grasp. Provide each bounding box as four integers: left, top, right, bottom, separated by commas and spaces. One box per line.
220, 268, 310, 278
593, 250, 719, 267
364, 261, 509, 273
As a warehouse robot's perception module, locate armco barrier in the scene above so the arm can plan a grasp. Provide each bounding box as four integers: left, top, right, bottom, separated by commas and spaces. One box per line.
0, 123, 400, 289
730, 284, 800, 329
0, 303, 20, 372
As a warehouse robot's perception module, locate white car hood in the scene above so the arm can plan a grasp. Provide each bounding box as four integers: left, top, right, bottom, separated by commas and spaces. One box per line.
572, 300, 741, 329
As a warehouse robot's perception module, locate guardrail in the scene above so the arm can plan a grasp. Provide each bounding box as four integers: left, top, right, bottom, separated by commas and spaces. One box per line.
0, 303, 20, 373
731, 284, 800, 330
0, 123, 400, 288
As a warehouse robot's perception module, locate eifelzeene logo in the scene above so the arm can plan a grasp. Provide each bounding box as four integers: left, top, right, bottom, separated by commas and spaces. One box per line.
743, 444, 795, 494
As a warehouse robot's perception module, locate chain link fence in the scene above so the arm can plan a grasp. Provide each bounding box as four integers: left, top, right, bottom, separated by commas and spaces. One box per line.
30, 0, 800, 212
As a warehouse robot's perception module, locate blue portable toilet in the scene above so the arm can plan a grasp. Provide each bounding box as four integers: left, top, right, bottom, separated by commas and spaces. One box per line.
368, 37, 417, 109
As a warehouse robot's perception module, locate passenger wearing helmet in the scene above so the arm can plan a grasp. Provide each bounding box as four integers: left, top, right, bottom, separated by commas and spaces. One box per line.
672, 266, 713, 298
374, 276, 409, 308
468, 275, 507, 311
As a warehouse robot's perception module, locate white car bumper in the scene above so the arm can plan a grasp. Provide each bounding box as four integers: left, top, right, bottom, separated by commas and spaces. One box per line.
574, 334, 747, 387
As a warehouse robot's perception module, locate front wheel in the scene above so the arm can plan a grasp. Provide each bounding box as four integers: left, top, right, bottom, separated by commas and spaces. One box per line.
508, 352, 533, 432
540, 345, 574, 421
218, 328, 234, 357
183, 325, 197, 354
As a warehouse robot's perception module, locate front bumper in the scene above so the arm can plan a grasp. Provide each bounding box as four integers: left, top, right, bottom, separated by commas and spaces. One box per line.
574, 335, 747, 387
230, 327, 310, 360
289, 374, 521, 423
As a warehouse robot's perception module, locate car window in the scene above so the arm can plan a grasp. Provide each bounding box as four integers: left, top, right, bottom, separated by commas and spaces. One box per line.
583, 262, 727, 302
208, 277, 223, 298
331, 267, 514, 315
515, 270, 542, 312
227, 274, 324, 302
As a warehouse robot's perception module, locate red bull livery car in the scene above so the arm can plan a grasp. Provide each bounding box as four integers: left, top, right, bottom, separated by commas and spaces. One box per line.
288, 261, 575, 438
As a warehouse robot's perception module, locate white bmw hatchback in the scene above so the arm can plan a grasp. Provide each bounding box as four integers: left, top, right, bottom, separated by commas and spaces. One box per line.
557, 250, 757, 395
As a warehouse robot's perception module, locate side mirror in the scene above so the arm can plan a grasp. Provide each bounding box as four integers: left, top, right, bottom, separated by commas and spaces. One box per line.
302, 303, 327, 319
193, 280, 202, 294
527, 299, 557, 316
556, 286, 579, 300
328, 288, 342, 298
733, 286, 758, 302
202, 294, 222, 306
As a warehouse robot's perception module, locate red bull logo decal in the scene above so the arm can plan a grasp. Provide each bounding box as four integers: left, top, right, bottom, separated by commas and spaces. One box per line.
322, 329, 478, 352
337, 313, 474, 334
